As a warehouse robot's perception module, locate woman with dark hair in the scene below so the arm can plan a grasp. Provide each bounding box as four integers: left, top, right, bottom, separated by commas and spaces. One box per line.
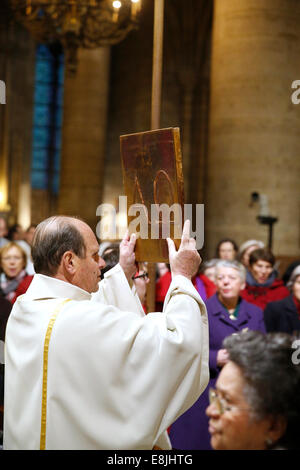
241, 248, 289, 310
216, 239, 238, 261
7, 223, 25, 242
206, 330, 300, 450
264, 265, 300, 334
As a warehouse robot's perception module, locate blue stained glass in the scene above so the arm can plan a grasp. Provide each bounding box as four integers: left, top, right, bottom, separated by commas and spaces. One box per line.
33, 127, 50, 148
33, 104, 52, 127
37, 8, 46, 19
33, 84, 53, 105
37, 44, 53, 59
52, 149, 61, 170
32, 148, 49, 170
55, 86, 64, 106
51, 172, 60, 194
31, 170, 49, 189
31, 44, 64, 193
54, 107, 63, 127
57, 63, 65, 85
35, 61, 54, 84
52, 127, 62, 150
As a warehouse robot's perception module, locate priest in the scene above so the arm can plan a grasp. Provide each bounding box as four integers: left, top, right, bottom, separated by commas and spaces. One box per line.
4, 215, 208, 450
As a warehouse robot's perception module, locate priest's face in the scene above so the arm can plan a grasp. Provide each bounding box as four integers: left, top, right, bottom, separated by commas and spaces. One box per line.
73, 222, 106, 293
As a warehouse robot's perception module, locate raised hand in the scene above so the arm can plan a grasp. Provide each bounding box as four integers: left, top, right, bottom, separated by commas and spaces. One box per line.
119, 230, 137, 282
166, 220, 201, 280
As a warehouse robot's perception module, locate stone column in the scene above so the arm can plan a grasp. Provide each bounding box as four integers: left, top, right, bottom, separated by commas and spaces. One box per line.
206, 0, 300, 256
0, 18, 35, 225
58, 47, 110, 232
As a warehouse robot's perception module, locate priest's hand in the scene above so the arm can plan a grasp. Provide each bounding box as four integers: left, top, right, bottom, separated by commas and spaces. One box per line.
166, 220, 201, 280
119, 230, 137, 283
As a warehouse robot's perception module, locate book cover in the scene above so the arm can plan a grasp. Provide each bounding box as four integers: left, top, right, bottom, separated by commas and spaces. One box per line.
120, 127, 185, 262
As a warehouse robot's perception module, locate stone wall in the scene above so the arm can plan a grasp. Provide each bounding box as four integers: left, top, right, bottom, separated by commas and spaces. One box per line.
206, 0, 300, 257
0, 8, 35, 227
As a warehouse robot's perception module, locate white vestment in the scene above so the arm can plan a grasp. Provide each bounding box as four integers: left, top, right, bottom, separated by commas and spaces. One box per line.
4, 264, 209, 450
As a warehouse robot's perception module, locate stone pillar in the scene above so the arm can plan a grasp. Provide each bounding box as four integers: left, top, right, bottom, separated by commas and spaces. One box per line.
58, 47, 110, 232
206, 0, 300, 256
0, 18, 35, 225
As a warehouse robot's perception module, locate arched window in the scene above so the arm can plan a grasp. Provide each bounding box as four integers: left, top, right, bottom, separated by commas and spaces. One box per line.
31, 43, 64, 195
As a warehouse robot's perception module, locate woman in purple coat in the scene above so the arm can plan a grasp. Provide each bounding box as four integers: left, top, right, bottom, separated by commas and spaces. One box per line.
169, 260, 266, 450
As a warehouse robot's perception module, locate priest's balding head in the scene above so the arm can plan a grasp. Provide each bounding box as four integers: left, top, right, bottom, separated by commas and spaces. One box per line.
32, 215, 105, 293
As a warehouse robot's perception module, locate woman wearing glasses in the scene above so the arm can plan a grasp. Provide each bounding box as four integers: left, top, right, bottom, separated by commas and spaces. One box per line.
0, 242, 33, 304
132, 264, 149, 311
206, 330, 300, 450
169, 260, 265, 450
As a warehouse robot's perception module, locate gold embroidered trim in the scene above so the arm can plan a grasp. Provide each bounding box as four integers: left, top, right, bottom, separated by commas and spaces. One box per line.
40, 299, 71, 450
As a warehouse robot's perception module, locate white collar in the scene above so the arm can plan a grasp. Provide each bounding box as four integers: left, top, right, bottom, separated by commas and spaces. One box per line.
24, 273, 91, 301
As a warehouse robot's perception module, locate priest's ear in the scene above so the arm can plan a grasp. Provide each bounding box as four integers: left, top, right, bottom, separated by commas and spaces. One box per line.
61, 250, 77, 275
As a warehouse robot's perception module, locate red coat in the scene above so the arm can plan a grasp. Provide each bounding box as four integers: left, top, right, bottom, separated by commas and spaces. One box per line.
241, 278, 290, 310
155, 271, 216, 311
11, 275, 34, 304
192, 274, 216, 299
155, 271, 172, 311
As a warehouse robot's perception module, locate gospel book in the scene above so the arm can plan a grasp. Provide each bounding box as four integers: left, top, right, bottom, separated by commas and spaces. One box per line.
120, 127, 185, 262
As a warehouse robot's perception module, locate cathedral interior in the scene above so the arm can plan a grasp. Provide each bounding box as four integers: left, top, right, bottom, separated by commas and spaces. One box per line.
0, 0, 300, 266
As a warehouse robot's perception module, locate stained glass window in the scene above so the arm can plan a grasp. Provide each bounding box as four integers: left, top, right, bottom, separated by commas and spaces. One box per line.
31, 43, 64, 194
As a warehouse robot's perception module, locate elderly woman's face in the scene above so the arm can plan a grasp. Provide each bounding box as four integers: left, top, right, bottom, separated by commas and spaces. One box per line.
292, 275, 300, 301
1, 246, 24, 278
215, 266, 245, 302
206, 361, 273, 450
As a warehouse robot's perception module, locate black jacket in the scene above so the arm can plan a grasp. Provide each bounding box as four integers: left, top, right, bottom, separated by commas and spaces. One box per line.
264, 294, 300, 334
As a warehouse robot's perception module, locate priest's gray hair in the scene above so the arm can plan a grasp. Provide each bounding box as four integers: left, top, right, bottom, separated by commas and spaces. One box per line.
215, 259, 246, 282
31, 215, 86, 276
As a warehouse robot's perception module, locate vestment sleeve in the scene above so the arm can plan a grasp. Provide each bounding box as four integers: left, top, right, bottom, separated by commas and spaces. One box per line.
91, 264, 145, 317
74, 273, 209, 449
140, 275, 209, 444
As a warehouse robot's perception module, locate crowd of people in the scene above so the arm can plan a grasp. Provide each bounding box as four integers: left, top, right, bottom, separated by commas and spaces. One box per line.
0, 215, 300, 450
154, 237, 300, 449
